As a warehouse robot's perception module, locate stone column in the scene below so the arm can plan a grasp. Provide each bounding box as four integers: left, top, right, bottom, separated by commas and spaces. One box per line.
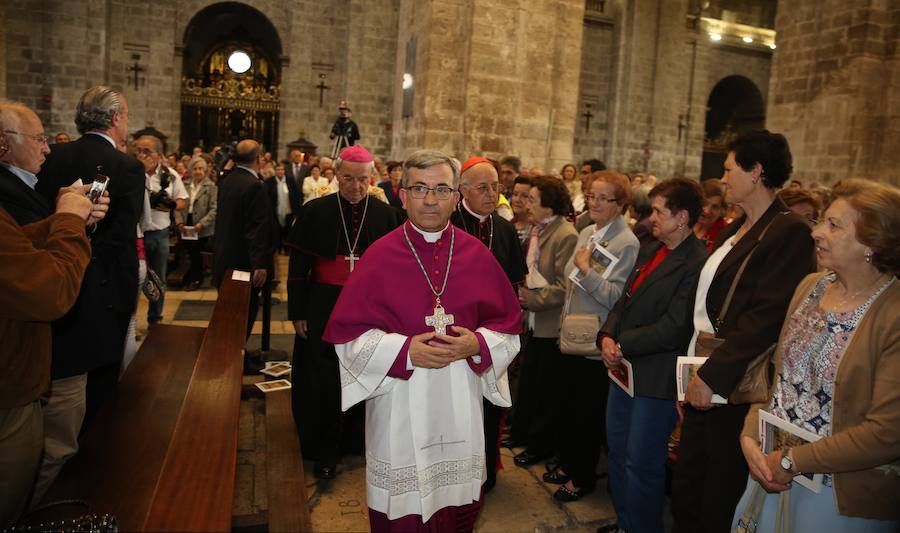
391, 0, 584, 170
767, 0, 899, 187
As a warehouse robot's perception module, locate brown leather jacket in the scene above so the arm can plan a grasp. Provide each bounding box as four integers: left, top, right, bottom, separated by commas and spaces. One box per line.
0, 209, 90, 408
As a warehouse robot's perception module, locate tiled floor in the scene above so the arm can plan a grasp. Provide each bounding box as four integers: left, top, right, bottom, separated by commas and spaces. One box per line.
139, 254, 620, 532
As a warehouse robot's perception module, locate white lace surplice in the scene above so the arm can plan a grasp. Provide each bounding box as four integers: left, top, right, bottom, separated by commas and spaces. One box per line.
335, 328, 519, 521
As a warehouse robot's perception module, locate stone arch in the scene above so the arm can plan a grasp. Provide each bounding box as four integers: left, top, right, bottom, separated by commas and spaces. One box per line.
178, 1, 285, 154
700, 75, 766, 180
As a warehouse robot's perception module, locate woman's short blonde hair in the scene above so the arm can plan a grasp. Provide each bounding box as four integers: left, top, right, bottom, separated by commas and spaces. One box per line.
591, 170, 632, 214
189, 156, 208, 173
831, 178, 900, 275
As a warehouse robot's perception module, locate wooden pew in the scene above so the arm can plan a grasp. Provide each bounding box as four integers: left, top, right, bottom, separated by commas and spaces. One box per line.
40, 270, 251, 532
265, 389, 312, 532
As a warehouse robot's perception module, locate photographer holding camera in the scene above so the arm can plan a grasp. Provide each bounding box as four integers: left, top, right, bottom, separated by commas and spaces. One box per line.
134, 134, 188, 325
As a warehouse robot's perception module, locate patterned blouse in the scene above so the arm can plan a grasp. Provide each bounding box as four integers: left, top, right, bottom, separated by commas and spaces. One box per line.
769, 272, 894, 486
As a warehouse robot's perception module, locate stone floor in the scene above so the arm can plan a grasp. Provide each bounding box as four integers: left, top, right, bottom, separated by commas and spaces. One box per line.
135, 254, 625, 532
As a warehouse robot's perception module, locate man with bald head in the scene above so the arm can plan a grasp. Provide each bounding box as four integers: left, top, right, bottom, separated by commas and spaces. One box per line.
285, 145, 402, 479
451, 156, 527, 491
213, 139, 277, 338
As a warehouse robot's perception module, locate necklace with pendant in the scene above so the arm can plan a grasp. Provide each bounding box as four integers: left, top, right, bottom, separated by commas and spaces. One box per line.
457, 202, 493, 250
336, 193, 370, 272
403, 222, 456, 334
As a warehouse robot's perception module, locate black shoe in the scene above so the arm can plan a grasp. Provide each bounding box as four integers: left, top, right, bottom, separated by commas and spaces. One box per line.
542, 468, 570, 484
553, 484, 593, 502
513, 449, 553, 467
596, 524, 621, 533
243, 354, 266, 375
314, 462, 336, 480
184, 281, 200, 292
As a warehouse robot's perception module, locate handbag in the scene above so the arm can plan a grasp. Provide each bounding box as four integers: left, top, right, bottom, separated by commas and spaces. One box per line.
732, 483, 791, 533
8, 499, 118, 533
696, 213, 785, 405
559, 281, 602, 357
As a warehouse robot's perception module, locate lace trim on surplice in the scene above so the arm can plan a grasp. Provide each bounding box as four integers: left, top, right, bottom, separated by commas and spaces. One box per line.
367, 453, 484, 497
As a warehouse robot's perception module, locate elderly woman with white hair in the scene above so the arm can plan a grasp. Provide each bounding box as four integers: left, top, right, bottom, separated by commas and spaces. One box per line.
174, 156, 217, 291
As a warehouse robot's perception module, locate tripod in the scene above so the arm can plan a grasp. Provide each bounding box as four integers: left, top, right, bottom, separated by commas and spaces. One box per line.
330, 134, 350, 158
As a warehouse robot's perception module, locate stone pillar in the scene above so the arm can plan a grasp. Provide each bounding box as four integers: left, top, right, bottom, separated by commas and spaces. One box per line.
391, 0, 584, 170
767, 0, 899, 187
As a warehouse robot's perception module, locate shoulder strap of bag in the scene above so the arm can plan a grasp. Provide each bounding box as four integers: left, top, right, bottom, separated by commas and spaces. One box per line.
714, 212, 786, 331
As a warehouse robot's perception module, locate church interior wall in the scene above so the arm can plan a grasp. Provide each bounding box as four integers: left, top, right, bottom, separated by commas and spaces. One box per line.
766, 0, 899, 187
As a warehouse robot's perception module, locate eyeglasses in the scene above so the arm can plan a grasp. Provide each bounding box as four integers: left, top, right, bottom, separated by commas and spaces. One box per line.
585, 194, 618, 203
337, 175, 369, 185
134, 147, 156, 156
464, 182, 500, 194
404, 184, 455, 200
4, 130, 49, 145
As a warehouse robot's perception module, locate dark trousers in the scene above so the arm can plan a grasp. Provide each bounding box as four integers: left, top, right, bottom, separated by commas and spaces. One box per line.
557, 354, 608, 490
606, 385, 678, 533
672, 403, 750, 533
483, 399, 501, 489
291, 328, 364, 465
184, 236, 210, 285
83, 360, 122, 430
514, 337, 563, 455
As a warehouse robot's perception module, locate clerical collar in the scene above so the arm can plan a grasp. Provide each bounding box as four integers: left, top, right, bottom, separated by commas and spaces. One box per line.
409, 221, 450, 243
236, 165, 260, 180
461, 199, 489, 222
85, 131, 116, 148
0, 162, 38, 190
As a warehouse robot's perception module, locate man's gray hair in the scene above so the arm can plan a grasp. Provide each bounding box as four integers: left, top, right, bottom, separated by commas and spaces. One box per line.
134, 134, 163, 154
401, 150, 461, 188
75, 86, 124, 134
0, 100, 31, 149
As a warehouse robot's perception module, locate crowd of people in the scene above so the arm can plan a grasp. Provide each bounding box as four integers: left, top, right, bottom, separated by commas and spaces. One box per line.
1, 84, 899, 533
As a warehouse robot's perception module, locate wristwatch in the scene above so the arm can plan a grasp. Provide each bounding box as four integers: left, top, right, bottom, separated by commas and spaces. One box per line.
780, 450, 795, 473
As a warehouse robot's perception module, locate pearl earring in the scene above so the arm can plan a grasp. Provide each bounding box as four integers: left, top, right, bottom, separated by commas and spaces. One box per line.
865, 253, 873, 263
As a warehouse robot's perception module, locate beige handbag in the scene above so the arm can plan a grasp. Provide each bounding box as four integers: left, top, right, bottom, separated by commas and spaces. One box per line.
696, 214, 784, 405
559, 282, 602, 357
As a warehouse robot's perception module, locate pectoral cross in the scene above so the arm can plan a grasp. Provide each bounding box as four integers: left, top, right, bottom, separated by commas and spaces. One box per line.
425, 304, 454, 335
345, 252, 359, 272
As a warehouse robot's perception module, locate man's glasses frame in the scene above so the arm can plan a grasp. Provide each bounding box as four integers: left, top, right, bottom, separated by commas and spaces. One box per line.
3, 130, 49, 145
404, 184, 456, 200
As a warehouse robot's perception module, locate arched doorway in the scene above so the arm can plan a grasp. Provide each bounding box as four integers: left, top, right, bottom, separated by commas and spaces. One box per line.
700, 75, 765, 180
179, 2, 282, 156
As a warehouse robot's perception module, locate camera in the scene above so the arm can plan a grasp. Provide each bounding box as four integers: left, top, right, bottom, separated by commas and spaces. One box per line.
148, 166, 177, 210
88, 166, 110, 203
214, 142, 237, 174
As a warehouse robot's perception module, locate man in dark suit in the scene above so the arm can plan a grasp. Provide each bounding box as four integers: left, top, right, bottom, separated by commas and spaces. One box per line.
266, 163, 301, 253
33, 85, 145, 497
284, 148, 309, 185
213, 139, 277, 339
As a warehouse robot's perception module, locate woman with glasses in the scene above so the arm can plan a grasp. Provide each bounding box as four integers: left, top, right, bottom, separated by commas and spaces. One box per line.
174, 156, 217, 291
598, 178, 709, 532
546, 171, 640, 502
693, 179, 729, 252
511, 177, 578, 469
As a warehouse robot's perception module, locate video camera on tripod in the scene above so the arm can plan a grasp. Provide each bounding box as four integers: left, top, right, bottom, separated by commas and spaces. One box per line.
148, 166, 177, 210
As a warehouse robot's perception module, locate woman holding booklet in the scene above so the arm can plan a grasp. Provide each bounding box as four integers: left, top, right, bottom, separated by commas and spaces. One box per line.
733, 179, 900, 532
672, 131, 817, 533
546, 171, 639, 502
597, 178, 708, 532
174, 156, 217, 291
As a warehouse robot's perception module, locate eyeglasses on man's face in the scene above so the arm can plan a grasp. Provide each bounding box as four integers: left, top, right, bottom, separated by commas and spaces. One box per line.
404, 184, 455, 200
4, 130, 49, 145
338, 175, 369, 185
134, 147, 156, 156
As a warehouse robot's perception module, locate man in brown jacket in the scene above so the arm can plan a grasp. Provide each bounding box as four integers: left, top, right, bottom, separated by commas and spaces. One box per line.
0, 101, 109, 527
